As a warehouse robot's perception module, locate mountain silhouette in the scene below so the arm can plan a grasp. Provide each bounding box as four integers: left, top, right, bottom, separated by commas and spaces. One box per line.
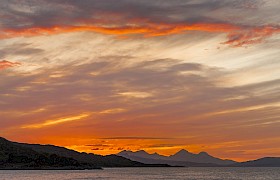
119, 149, 236, 166
118, 150, 219, 167
118, 149, 280, 167
0, 137, 169, 169
169, 149, 235, 165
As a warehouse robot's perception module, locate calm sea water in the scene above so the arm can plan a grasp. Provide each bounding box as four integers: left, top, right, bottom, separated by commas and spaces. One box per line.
0, 167, 279, 180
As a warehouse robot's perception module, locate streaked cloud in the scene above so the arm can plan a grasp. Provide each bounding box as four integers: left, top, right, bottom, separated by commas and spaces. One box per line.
117, 91, 153, 98
0, 60, 21, 70
99, 108, 126, 114
21, 113, 90, 129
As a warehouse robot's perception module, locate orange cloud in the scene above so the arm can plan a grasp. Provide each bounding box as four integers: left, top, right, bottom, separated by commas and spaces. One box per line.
0, 60, 21, 70
1, 22, 279, 47
1, 23, 239, 37
222, 26, 280, 47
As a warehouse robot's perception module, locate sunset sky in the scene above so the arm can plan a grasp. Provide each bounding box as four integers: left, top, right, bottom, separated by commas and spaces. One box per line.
0, 0, 280, 162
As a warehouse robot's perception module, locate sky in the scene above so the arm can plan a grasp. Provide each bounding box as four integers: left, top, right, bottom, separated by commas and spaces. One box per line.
0, 0, 279, 162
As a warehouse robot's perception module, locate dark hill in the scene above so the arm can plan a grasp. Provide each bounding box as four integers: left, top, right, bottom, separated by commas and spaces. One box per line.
0, 137, 97, 169
16, 143, 142, 167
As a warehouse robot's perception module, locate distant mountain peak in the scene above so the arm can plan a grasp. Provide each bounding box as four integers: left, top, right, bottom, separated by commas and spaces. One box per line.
198, 151, 210, 156
180, 149, 188, 152
118, 150, 133, 156
119, 150, 132, 153
175, 149, 190, 155
137, 150, 146, 152
135, 150, 149, 154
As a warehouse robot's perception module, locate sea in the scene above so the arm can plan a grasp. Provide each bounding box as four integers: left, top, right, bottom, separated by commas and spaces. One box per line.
0, 167, 279, 180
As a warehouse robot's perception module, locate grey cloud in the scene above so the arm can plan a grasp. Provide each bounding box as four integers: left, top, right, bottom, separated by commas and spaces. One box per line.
0, 43, 44, 58
1, 58, 279, 138
0, 0, 277, 30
